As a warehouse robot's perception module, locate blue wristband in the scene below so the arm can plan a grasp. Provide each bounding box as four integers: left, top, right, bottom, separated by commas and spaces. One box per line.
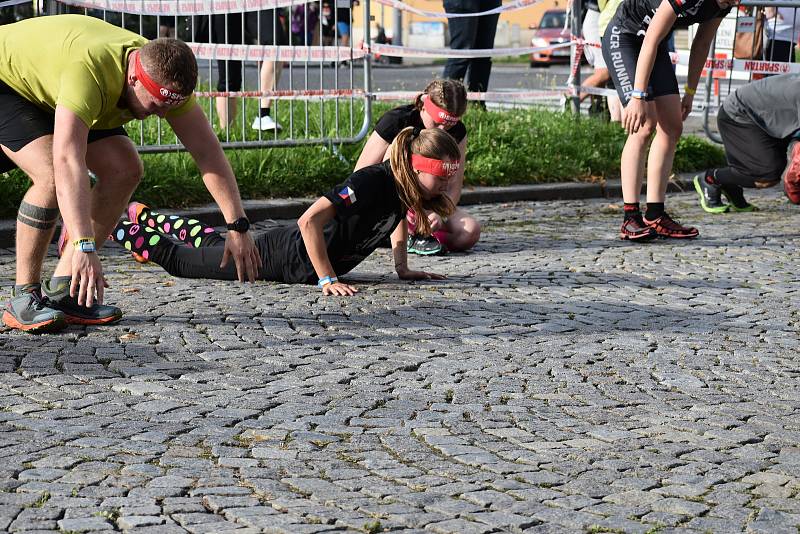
630, 89, 648, 100
317, 275, 338, 288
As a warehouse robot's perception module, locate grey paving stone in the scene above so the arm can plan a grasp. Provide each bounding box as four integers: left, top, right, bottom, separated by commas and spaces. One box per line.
2, 191, 800, 532
56, 517, 113, 531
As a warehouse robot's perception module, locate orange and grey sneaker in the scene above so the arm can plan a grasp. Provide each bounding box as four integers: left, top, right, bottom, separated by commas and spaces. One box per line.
782, 141, 800, 205
2, 284, 67, 334
643, 212, 699, 239
619, 216, 658, 241
41, 277, 122, 326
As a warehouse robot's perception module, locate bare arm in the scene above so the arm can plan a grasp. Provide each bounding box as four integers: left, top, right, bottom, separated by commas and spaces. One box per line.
391, 220, 446, 281
681, 17, 723, 119
633, 0, 678, 92
354, 131, 391, 171
445, 135, 468, 206
53, 106, 105, 306
167, 104, 261, 282
297, 197, 358, 295
687, 17, 724, 91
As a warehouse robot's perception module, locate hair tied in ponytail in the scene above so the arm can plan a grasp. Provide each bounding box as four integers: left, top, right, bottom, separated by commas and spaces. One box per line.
411, 127, 422, 138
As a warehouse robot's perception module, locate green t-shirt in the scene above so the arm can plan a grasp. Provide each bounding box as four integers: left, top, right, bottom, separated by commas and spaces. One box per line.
0, 14, 194, 130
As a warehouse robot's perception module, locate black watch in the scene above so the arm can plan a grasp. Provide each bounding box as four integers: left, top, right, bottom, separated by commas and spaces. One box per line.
226, 217, 250, 233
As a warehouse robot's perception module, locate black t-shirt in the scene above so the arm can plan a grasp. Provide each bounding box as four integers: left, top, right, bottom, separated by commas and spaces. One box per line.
374, 104, 467, 144
613, 0, 731, 36
260, 161, 404, 284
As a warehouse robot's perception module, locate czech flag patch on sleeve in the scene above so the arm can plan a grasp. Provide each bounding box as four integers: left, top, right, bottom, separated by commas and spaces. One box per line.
338, 186, 357, 206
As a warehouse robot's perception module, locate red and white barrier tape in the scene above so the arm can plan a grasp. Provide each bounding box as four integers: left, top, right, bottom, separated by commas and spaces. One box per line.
188, 42, 365, 62
367, 42, 572, 59
196, 88, 366, 99
195, 87, 573, 101
371, 0, 542, 19
704, 57, 800, 74
58, 0, 312, 15
58, 0, 544, 16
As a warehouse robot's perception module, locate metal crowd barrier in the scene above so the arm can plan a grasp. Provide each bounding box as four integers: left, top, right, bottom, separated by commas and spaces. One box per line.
42, 0, 373, 153
703, 0, 800, 142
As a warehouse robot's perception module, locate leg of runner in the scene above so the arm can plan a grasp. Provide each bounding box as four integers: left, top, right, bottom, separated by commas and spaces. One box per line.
128, 202, 223, 248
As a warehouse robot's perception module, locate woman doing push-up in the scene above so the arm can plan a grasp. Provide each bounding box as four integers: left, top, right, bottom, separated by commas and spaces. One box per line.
112, 127, 461, 296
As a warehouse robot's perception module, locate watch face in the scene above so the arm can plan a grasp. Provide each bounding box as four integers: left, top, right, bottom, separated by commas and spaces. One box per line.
229, 218, 250, 232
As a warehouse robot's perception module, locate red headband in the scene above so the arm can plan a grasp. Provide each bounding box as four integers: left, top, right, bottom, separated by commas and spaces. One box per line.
133, 50, 187, 105
411, 154, 460, 178
423, 95, 460, 127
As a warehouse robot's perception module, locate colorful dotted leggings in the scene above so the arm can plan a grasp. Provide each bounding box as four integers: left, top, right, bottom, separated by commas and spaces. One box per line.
113, 208, 222, 261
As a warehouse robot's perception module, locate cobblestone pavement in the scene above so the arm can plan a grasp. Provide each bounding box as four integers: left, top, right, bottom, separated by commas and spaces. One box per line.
1, 188, 799, 534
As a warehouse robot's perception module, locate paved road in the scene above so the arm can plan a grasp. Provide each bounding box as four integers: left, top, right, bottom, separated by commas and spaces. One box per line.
1, 188, 799, 533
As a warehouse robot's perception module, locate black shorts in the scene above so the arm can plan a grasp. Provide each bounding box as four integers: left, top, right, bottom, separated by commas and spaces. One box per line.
0, 80, 128, 174
717, 106, 790, 184
601, 23, 678, 105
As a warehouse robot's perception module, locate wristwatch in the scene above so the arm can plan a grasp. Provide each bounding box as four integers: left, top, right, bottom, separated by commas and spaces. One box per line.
226, 217, 250, 233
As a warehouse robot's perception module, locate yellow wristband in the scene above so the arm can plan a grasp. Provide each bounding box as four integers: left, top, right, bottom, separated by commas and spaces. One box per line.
72, 237, 96, 246
684, 85, 696, 96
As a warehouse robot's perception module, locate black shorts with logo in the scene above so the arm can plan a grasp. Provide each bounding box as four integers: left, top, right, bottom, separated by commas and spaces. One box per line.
601, 24, 678, 106
0, 80, 128, 174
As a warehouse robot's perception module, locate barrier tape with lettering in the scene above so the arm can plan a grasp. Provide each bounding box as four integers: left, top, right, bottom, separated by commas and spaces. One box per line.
704, 57, 800, 75
188, 42, 365, 62
367, 42, 573, 59
56, 0, 544, 17
58, 0, 314, 15
197, 88, 572, 101
371, 0, 541, 19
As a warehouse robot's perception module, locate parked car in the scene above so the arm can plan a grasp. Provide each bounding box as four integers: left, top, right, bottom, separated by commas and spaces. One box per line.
530, 9, 570, 66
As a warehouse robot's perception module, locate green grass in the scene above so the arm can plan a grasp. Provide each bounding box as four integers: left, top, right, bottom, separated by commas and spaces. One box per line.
0, 100, 724, 218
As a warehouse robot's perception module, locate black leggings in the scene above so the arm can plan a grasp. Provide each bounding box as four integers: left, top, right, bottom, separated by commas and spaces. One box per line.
112, 213, 287, 281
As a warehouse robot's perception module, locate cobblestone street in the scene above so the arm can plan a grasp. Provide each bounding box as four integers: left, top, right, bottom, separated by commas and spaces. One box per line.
1, 188, 799, 533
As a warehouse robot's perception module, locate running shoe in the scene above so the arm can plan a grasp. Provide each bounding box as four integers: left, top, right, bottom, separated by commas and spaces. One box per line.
619, 216, 658, 241
41, 277, 122, 326
720, 184, 757, 213
782, 140, 800, 204
407, 235, 444, 255
251, 115, 282, 131
643, 212, 699, 239
127, 201, 150, 224
2, 285, 67, 334
693, 175, 729, 214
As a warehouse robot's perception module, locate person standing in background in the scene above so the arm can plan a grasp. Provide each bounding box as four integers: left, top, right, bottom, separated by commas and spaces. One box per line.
442, 0, 502, 99
764, 7, 800, 65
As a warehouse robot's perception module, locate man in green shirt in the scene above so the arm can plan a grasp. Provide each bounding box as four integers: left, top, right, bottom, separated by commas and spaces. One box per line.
0, 14, 262, 333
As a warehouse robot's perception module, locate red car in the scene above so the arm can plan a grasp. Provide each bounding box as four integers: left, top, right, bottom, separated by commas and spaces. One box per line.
530, 9, 570, 66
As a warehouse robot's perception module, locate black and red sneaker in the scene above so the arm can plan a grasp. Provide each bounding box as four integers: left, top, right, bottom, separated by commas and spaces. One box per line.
783, 141, 800, 205
643, 212, 699, 239
619, 216, 658, 241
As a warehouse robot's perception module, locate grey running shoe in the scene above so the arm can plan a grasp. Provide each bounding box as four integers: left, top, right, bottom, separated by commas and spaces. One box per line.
42, 277, 122, 326
2, 284, 67, 333
407, 235, 444, 256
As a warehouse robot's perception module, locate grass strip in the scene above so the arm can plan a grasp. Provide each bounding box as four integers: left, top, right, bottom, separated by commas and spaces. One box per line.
0, 100, 724, 217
